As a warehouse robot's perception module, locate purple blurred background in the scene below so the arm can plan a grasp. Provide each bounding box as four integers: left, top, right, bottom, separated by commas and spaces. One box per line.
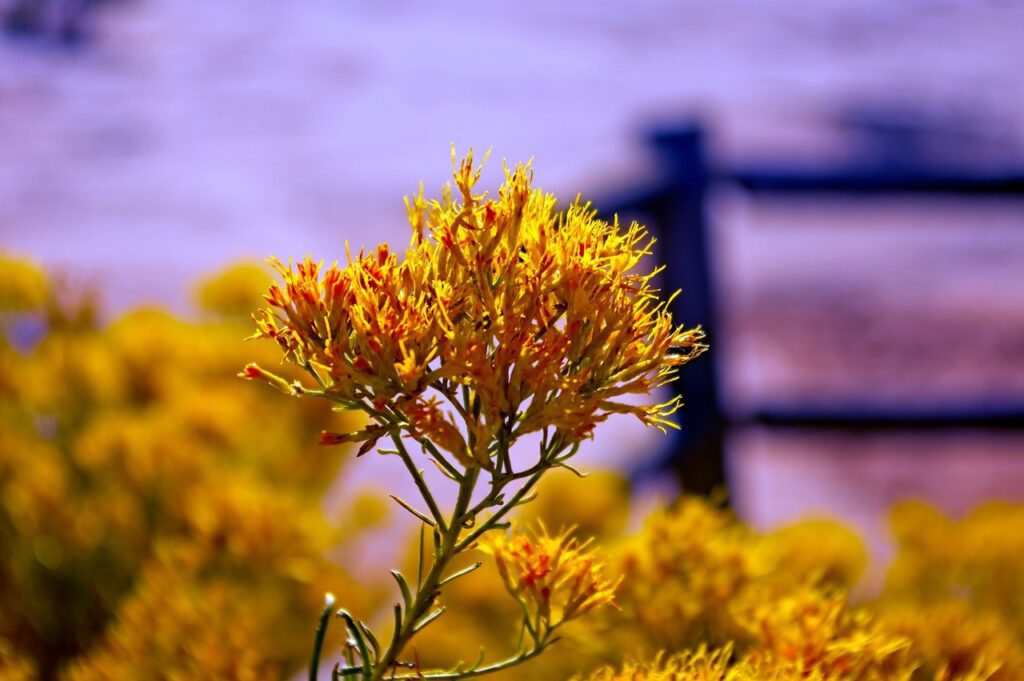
3, 0, 1024, 570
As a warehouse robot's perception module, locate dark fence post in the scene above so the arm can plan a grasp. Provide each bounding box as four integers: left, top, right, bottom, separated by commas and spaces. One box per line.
649, 126, 727, 496
602, 118, 1024, 495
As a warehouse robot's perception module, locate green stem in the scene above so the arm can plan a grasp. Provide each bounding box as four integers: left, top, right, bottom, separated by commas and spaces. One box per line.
456, 467, 547, 552
460, 439, 562, 522
333, 404, 567, 678
387, 639, 552, 679
461, 473, 514, 524
417, 436, 463, 481
370, 469, 480, 681
430, 379, 471, 422
310, 594, 336, 681
339, 610, 374, 677
390, 432, 448, 531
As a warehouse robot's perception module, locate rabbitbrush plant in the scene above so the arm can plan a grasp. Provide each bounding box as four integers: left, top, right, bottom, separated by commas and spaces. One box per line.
241, 150, 706, 680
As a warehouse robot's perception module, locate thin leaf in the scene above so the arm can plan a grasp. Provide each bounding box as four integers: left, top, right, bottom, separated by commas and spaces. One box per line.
390, 603, 402, 652
446, 648, 486, 674
438, 562, 482, 588
309, 593, 335, 681
338, 610, 373, 676
554, 461, 588, 478
413, 607, 446, 633
553, 442, 581, 462
416, 526, 426, 590
357, 435, 383, 456
391, 570, 413, 610
428, 457, 459, 481
389, 494, 436, 527
359, 620, 381, 662
514, 492, 538, 506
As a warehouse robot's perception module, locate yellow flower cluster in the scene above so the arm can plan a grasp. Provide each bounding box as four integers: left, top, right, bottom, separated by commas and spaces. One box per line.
409, 483, 951, 680
580, 645, 738, 681
602, 498, 919, 680
555, 491, 1024, 681
479, 525, 620, 639
0, 254, 369, 679
247, 150, 705, 468
886, 500, 1024, 627
732, 584, 913, 679
874, 500, 1024, 680
580, 641, 912, 681
879, 601, 1022, 681
64, 481, 365, 681
763, 518, 868, 589
614, 497, 774, 649
194, 261, 277, 320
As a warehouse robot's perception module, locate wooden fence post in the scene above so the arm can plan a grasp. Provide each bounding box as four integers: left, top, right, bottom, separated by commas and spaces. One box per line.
648, 126, 728, 496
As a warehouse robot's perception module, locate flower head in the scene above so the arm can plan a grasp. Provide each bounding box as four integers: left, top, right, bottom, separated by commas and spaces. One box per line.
478, 524, 619, 633
247, 151, 705, 468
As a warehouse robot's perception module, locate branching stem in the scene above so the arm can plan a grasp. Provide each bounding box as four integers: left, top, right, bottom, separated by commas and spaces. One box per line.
389, 432, 448, 531
369, 468, 479, 681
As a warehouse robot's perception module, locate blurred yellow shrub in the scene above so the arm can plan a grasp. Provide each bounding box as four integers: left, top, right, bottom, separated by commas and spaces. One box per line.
412, 482, 1024, 681
577, 496, 1024, 681
194, 261, 277, 320
763, 518, 868, 589
0, 253, 368, 680
876, 500, 1024, 680
579, 642, 914, 681
886, 500, 1024, 627
403, 481, 879, 679
0, 253, 48, 312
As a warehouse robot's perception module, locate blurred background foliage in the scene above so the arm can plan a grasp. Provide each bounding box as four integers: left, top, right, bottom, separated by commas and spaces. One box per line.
1, 252, 1023, 679
0, 253, 377, 679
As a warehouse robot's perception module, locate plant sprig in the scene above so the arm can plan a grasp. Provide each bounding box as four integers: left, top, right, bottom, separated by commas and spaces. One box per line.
245, 151, 703, 681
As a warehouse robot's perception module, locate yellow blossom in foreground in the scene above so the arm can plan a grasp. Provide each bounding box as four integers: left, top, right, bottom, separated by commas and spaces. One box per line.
246, 150, 706, 468
394, 490, 1024, 681
877, 499, 1024, 680
578, 645, 738, 681
578, 641, 915, 681
877, 600, 1024, 681
577, 643, 897, 681
478, 525, 619, 637
732, 584, 912, 680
